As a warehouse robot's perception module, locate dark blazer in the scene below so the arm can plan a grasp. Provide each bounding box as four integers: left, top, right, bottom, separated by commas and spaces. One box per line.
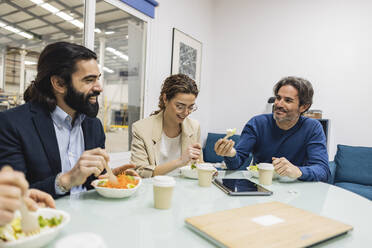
0, 102, 105, 198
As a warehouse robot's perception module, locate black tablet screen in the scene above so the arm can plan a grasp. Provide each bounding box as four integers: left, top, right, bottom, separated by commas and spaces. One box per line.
214, 178, 272, 194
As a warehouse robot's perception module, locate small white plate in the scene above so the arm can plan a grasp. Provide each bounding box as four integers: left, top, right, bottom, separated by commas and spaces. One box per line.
91, 177, 142, 198
180, 165, 198, 179
247, 167, 282, 180
246, 167, 259, 178
2, 208, 70, 248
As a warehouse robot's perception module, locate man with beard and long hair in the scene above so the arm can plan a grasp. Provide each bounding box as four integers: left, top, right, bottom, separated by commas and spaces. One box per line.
0, 42, 136, 198
214, 77, 330, 182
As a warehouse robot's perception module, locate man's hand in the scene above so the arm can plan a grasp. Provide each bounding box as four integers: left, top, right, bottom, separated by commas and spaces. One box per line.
0, 166, 29, 226
214, 138, 236, 157
179, 143, 202, 166
272, 157, 302, 179
99, 164, 139, 179
59, 148, 109, 191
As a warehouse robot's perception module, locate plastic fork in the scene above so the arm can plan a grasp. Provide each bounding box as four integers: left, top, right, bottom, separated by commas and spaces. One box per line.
19, 199, 40, 236
105, 164, 119, 185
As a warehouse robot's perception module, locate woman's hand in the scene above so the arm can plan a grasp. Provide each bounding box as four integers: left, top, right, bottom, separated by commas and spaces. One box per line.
179, 143, 202, 166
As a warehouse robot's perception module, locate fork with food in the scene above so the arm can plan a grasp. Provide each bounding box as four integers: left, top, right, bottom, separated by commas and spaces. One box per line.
214, 128, 238, 157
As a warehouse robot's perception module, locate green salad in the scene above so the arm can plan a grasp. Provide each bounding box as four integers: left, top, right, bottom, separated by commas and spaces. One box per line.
191, 162, 197, 169
0, 213, 63, 242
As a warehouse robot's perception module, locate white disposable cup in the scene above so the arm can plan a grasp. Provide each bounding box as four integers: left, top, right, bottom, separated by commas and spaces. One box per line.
153, 176, 176, 209
258, 163, 274, 185
197, 163, 217, 187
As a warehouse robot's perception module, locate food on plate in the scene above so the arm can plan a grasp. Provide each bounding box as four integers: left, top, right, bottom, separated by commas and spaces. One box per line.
248, 165, 258, 171
224, 128, 236, 139
0, 213, 63, 242
98, 174, 139, 189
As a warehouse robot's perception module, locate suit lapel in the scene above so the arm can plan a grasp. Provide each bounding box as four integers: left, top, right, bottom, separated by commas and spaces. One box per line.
82, 119, 93, 150
30, 103, 61, 175
152, 112, 163, 165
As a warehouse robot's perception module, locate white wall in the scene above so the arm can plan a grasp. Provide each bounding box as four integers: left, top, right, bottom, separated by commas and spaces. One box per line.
208, 0, 372, 158
146, 0, 214, 142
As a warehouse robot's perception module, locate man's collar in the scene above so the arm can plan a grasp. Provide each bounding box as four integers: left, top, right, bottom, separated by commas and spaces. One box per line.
51, 106, 86, 128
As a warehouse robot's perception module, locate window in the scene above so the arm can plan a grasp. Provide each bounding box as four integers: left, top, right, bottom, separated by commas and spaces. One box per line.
0, 0, 84, 104
94, 1, 146, 152
0, 0, 147, 153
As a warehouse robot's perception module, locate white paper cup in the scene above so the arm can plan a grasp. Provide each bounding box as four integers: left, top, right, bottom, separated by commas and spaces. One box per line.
197, 163, 217, 187
257, 163, 274, 185
153, 176, 176, 209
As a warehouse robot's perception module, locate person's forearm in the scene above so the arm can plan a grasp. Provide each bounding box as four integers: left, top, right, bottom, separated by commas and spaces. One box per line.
153, 159, 184, 176
59, 172, 73, 191
298, 164, 329, 182
224, 154, 241, 170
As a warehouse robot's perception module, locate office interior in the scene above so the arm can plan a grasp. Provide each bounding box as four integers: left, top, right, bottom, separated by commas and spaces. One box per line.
0, 0, 371, 246
1, 0, 371, 158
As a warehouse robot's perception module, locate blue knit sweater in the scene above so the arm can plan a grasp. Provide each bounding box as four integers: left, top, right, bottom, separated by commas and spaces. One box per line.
224, 114, 330, 182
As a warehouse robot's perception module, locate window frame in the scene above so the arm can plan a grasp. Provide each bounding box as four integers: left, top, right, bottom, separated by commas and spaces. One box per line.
83, 0, 153, 119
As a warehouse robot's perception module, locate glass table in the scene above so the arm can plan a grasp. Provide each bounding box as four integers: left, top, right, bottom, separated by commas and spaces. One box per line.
47, 171, 372, 247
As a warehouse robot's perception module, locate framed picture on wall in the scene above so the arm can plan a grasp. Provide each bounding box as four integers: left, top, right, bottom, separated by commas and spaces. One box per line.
171, 28, 202, 88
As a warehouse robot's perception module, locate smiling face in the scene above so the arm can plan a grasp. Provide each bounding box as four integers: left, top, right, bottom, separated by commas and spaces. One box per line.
273, 85, 308, 129
163, 93, 197, 124
64, 59, 102, 117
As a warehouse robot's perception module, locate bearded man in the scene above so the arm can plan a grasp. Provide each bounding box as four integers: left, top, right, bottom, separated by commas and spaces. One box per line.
214, 77, 330, 182
0, 42, 134, 198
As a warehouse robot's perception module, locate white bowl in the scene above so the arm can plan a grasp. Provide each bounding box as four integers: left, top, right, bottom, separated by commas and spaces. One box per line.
91, 177, 142, 198
2, 208, 70, 248
180, 165, 198, 179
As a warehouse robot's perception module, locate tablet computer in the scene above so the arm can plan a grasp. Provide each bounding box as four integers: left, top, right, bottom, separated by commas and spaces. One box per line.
213, 178, 273, 196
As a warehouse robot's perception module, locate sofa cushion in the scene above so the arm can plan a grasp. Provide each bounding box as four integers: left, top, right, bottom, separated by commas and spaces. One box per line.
335, 182, 372, 201
334, 144, 372, 185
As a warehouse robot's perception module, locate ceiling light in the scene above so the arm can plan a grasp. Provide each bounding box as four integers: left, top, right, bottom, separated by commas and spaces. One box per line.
103, 67, 114, 73
25, 61, 37, 65
0, 21, 33, 39
40, 3, 59, 13
105, 31, 115, 35
99, 64, 114, 74
69, 19, 84, 29
18, 32, 34, 39
106, 47, 128, 61
56, 12, 73, 21
4, 26, 20, 33
94, 28, 101, 33
30, 0, 44, 4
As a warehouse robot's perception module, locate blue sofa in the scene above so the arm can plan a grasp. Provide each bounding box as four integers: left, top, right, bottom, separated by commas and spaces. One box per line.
203, 132, 252, 169
329, 144, 372, 200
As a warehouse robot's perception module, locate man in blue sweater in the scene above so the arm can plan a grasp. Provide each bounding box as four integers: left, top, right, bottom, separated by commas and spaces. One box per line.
214, 77, 330, 182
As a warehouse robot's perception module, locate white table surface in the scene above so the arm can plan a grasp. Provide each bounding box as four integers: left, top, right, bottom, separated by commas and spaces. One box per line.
47, 170, 372, 248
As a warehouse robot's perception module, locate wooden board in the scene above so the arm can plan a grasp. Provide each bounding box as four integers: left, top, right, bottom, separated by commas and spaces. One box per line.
185, 201, 352, 248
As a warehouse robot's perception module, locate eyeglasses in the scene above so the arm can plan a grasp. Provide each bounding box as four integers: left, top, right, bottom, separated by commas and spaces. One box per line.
175, 103, 198, 113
